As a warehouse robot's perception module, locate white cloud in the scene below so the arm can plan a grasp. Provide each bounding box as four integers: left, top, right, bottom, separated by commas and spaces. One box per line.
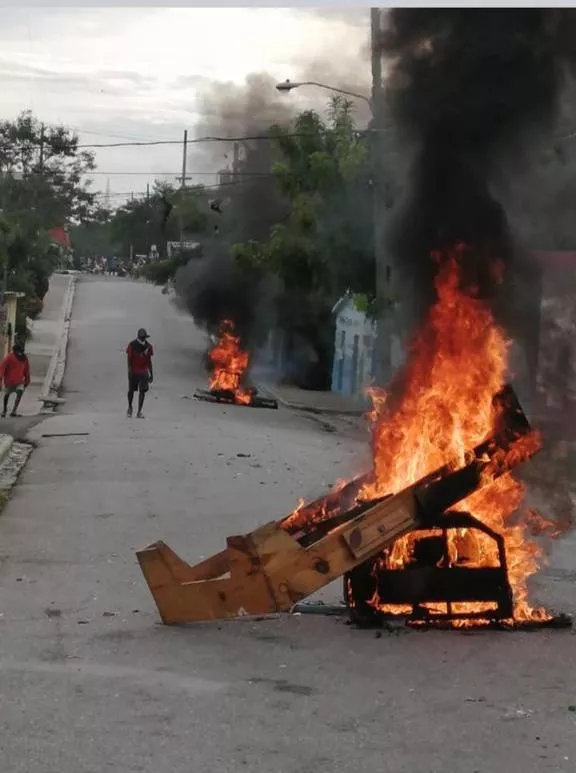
0, 7, 369, 200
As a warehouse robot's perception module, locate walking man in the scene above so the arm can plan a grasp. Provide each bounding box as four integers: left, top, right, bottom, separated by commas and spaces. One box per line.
0, 341, 30, 418
126, 328, 154, 418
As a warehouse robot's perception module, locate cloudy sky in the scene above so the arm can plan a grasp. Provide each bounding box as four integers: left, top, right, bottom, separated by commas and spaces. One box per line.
0, 7, 371, 206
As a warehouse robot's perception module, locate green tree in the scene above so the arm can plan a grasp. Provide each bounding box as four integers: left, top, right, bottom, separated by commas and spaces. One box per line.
69, 207, 115, 265
109, 182, 214, 265
268, 99, 374, 296
234, 98, 374, 388
0, 112, 98, 333
0, 111, 97, 225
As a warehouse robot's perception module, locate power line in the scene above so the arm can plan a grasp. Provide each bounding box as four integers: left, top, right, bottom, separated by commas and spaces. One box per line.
74, 128, 170, 142
72, 133, 308, 149
75, 125, 576, 150
0, 165, 274, 179
2, 120, 576, 151
0, 131, 334, 158
77, 129, 401, 149
84, 170, 275, 177
93, 191, 135, 197
103, 178, 271, 204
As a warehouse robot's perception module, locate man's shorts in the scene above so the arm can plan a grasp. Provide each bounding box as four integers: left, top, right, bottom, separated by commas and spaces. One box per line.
4, 385, 24, 396
128, 373, 149, 393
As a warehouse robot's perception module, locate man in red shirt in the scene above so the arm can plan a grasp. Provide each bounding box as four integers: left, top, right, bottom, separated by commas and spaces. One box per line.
126, 328, 154, 418
0, 341, 30, 418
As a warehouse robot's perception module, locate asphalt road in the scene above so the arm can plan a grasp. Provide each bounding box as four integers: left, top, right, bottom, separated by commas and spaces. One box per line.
0, 276, 575, 773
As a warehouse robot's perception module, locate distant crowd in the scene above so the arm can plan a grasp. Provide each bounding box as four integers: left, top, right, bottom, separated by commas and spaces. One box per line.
82, 256, 148, 278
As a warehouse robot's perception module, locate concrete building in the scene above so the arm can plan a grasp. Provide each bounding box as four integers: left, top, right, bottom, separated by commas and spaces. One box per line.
330, 295, 377, 401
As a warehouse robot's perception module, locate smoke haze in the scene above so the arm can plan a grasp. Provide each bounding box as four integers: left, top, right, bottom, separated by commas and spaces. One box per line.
176, 32, 371, 355
380, 9, 576, 330
173, 73, 291, 348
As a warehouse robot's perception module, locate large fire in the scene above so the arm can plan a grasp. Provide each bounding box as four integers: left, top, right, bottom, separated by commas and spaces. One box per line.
287, 245, 553, 625
208, 320, 252, 406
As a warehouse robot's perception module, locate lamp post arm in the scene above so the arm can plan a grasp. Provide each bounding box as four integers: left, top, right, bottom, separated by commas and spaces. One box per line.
297, 81, 371, 106
277, 79, 371, 106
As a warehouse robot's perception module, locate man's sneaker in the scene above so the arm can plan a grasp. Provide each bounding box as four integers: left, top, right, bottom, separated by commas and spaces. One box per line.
136, 412, 145, 419
1, 412, 6, 419
127, 408, 133, 418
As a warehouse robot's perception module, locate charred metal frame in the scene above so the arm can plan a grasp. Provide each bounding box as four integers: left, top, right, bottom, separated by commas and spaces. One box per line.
138, 384, 571, 628
194, 387, 278, 410
345, 511, 514, 626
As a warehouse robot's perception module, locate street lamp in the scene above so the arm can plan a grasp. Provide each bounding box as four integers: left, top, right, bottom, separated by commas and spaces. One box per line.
276, 76, 395, 383
275, 79, 371, 106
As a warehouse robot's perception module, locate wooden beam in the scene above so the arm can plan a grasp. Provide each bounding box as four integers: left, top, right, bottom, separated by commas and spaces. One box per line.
136, 385, 537, 624
137, 494, 418, 624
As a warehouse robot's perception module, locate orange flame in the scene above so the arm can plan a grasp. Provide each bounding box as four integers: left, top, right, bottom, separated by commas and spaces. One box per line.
363, 246, 549, 622
287, 245, 552, 624
208, 320, 252, 405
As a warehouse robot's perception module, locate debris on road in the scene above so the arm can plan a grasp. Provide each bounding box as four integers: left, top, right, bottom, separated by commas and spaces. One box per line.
193, 320, 278, 409
135, 387, 558, 628
41, 432, 91, 438
194, 387, 278, 410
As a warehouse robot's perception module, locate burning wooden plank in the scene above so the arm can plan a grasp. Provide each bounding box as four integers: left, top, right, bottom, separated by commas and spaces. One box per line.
136, 386, 537, 624
137, 494, 418, 624
194, 387, 278, 410
194, 319, 278, 409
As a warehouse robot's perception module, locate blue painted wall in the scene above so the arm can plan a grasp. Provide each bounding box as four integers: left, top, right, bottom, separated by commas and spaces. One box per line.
331, 297, 377, 400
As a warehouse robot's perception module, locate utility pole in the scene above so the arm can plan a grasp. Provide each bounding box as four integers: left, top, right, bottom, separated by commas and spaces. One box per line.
145, 183, 151, 259
370, 6, 393, 385
1, 222, 7, 297
178, 129, 188, 257
105, 178, 111, 210
370, 7, 405, 386
181, 129, 188, 187
129, 190, 135, 262
39, 123, 45, 173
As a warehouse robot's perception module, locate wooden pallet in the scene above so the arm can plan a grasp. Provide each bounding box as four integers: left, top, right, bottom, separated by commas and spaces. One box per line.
137, 492, 416, 624
137, 385, 537, 625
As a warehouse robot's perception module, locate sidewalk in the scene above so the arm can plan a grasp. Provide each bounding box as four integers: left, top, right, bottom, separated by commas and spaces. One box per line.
11, 272, 71, 417
259, 382, 368, 416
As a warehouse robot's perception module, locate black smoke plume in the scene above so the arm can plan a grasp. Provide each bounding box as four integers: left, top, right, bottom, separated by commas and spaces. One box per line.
380, 9, 576, 330
175, 22, 372, 353
174, 238, 264, 344
174, 74, 293, 348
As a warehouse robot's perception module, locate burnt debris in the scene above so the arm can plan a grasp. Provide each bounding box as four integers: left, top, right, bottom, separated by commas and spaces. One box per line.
193, 386, 278, 410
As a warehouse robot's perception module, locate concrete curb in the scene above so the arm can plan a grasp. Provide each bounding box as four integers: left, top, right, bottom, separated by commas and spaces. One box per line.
257, 384, 366, 417
40, 274, 77, 403
0, 433, 14, 465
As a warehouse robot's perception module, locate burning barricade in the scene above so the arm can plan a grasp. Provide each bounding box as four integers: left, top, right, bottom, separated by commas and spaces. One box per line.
138, 250, 571, 630
194, 320, 278, 409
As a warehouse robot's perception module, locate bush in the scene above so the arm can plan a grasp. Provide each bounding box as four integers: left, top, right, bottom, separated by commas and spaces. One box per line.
24, 295, 43, 319
138, 258, 181, 286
